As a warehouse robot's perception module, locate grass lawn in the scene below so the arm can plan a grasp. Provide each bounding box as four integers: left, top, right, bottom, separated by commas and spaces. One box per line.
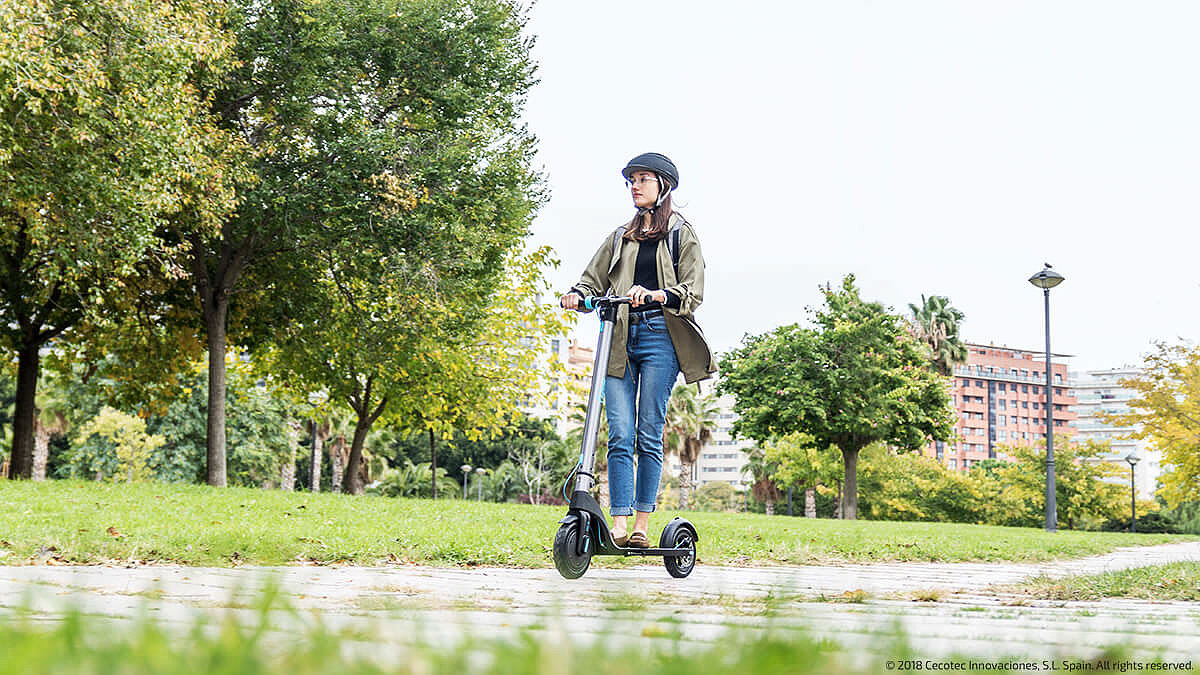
0, 479, 1194, 567
1002, 562, 1200, 601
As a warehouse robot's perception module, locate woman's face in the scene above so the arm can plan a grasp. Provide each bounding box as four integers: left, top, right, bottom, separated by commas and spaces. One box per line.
628, 170, 660, 209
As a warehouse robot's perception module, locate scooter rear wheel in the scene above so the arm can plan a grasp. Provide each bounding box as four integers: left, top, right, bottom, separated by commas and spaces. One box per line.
662, 528, 696, 578
552, 522, 591, 579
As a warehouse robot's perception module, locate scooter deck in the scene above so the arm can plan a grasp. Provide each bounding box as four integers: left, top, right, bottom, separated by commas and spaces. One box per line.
612, 546, 692, 558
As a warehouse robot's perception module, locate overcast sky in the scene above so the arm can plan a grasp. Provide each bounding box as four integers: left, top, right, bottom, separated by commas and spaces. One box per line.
520, 1, 1200, 373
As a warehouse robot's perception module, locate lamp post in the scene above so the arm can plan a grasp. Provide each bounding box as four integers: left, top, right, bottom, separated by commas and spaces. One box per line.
475, 466, 487, 501
1029, 264, 1065, 532
460, 464, 472, 500
1126, 454, 1140, 532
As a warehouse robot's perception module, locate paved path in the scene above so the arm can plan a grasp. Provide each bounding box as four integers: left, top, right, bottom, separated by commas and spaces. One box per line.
2, 542, 1198, 665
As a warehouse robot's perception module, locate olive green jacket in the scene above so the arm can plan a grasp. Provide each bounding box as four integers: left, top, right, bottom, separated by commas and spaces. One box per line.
571, 213, 716, 384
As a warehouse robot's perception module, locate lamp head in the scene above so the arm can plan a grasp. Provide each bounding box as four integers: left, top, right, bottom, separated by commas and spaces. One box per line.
460, 464, 472, 472
1125, 454, 1140, 467
1029, 265, 1065, 290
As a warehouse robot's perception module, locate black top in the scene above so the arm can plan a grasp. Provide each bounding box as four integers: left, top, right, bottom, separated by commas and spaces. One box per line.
631, 239, 681, 313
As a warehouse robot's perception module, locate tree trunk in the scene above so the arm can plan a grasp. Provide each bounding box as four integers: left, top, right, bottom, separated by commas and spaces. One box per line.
309, 422, 324, 492
330, 435, 345, 493
805, 487, 817, 518
204, 304, 229, 487
834, 483, 843, 519
841, 447, 859, 520
8, 345, 40, 479
280, 421, 301, 491
32, 417, 50, 481
765, 500, 775, 516
429, 428, 437, 499
679, 461, 693, 510
343, 418, 371, 495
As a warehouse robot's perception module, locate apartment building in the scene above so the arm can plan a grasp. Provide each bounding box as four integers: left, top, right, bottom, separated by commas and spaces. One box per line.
1071, 367, 1161, 500
928, 343, 1078, 471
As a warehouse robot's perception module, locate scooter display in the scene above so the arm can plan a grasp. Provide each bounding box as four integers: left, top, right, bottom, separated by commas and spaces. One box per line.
552, 295, 699, 579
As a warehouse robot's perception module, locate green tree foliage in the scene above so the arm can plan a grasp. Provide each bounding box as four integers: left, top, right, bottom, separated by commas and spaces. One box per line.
692, 481, 739, 512
385, 411, 559, 485
0, 0, 240, 478
1104, 341, 1200, 507
55, 360, 295, 487
718, 276, 955, 519
760, 432, 841, 517
850, 439, 1130, 529
73, 408, 165, 483
907, 294, 968, 376
183, 0, 543, 488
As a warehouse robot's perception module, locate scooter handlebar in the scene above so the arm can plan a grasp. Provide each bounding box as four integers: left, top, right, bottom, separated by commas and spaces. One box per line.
561, 294, 632, 312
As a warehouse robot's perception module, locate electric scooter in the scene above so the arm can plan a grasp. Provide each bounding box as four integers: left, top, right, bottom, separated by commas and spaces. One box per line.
552, 295, 699, 579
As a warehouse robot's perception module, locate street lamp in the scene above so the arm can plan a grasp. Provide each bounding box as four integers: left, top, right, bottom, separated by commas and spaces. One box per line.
460, 464, 472, 499
1029, 264, 1065, 533
475, 466, 487, 501
1126, 454, 1140, 533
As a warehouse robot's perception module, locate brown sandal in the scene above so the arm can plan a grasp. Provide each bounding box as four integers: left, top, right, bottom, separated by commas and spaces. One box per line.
612, 532, 629, 547
627, 531, 649, 548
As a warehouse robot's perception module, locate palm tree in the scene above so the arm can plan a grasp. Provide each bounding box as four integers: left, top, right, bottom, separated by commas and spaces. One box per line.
32, 374, 71, 481
663, 384, 719, 510
908, 294, 968, 376
744, 446, 782, 515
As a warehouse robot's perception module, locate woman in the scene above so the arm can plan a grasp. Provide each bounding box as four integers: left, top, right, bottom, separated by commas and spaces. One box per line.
560, 152, 715, 548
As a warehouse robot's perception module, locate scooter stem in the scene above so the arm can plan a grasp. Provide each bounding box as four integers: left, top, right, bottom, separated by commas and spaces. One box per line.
573, 301, 619, 493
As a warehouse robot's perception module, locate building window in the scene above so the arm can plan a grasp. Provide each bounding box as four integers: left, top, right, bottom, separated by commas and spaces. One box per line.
1022, 385, 1029, 393
1032, 385, 1040, 394
998, 383, 1007, 391
998, 430, 1007, 441
976, 380, 984, 387
1032, 402, 1040, 410
999, 415, 1007, 425
999, 400, 1007, 410
1055, 387, 1063, 396
1022, 401, 1029, 408
949, 459, 957, 470
1055, 374, 1062, 384
1055, 419, 1063, 427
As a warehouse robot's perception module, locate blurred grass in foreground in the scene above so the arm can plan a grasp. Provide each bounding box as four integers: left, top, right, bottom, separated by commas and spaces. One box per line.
0, 590, 1153, 675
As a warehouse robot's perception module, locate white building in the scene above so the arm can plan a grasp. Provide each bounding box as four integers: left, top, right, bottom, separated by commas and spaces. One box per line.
691, 377, 754, 488
1070, 367, 1161, 500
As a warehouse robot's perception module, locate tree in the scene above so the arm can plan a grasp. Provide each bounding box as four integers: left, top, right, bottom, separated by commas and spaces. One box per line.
75, 408, 165, 483
760, 432, 840, 518
1104, 341, 1200, 508
743, 446, 782, 515
718, 276, 955, 519
0, 0, 239, 478
176, 0, 542, 487
663, 384, 720, 510
907, 295, 968, 376
30, 371, 72, 480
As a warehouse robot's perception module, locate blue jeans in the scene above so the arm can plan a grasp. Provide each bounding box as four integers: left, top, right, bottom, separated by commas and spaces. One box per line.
605, 312, 679, 517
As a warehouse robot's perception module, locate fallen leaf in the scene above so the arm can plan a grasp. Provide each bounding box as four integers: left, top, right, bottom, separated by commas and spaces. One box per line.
210, 520, 222, 525
106, 526, 123, 538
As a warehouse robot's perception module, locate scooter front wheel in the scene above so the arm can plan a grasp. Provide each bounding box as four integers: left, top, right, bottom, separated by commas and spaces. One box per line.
552, 522, 591, 579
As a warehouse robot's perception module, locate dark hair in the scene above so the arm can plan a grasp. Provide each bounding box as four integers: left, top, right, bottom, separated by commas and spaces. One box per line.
623, 193, 673, 242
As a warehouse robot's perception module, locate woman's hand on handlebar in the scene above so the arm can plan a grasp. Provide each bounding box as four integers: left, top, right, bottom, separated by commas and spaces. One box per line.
626, 286, 666, 308
560, 291, 582, 310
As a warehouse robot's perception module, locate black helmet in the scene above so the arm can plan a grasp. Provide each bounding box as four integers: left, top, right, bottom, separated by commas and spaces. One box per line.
621, 152, 679, 190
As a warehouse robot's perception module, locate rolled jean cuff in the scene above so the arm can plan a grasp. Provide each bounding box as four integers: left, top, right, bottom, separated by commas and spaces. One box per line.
610, 505, 634, 517
633, 501, 657, 513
